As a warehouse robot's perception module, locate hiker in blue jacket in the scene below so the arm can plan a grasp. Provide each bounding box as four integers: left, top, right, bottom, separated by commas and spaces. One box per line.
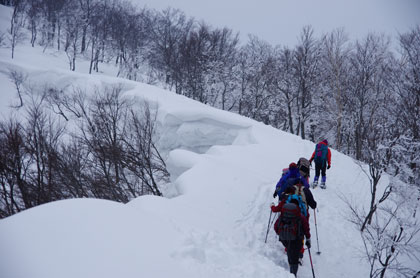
273, 163, 309, 198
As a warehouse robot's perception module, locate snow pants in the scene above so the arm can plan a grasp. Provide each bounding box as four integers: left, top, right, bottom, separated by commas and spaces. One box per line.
281, 238, 304, 266
314, 161, 326, 178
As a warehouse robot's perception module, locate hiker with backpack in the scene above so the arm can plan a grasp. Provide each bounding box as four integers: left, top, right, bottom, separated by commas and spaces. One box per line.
297, 157, 311, 183
279, 181, 317, 219
276, 179, 317, 263
273, 163, 309, 198
309, 139, 332, 189
271, 198, 311, 277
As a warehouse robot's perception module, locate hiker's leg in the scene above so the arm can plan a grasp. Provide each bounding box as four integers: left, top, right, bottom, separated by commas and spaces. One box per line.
314, 163, 321, 182
320, 163, 327, 188
288, 239, 302, 265
287, 239, 303, 276
290, 264, 299, 276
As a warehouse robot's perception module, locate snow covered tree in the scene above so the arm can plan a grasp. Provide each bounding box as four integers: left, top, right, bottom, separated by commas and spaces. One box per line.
293, 26, 322, 139
269, 46, 297, 132
147, 7, 194, 93
394, 26, 420, 192
344, 33, 392, 160
237, 35, 274, 123
202, 27, 240, 111
319, 28, 351, 148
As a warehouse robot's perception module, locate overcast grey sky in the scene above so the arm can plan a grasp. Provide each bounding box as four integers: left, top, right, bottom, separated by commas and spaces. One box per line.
133, 0, 420, 47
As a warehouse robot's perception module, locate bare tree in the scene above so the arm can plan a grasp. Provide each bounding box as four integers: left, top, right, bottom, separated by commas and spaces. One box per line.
69, 85, 169, 201
24, 94, 66, 206
55, 138, 91, 198
122, 101, 168, 196
0, 88, 66, 217
344, 185, 420, 278
63, 1, 83, 71
0, 119, 29, 217
25, 0, 42, 47
8, 69, 27, 108
0, 31, 6, 47
9, 0, 26, 59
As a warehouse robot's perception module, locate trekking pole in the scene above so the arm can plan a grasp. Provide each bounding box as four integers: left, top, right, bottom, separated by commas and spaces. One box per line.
270, 212, 277, 227
313, 209, 321, 255
308, 247, 316, 278
264, 210, 273, 243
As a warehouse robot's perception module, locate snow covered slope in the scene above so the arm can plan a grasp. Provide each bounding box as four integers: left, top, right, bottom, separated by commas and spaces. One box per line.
0, 5, 391, 278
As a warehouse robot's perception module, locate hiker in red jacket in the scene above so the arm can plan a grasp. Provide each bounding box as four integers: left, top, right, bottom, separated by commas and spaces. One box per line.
271, 198, 311, 277
309, 139, 331, 189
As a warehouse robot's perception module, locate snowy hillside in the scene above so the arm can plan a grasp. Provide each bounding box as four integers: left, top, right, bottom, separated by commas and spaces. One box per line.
0, 5, 417, 278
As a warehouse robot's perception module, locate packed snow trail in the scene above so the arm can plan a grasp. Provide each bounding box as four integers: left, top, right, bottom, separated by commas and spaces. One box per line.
0, 5, 383, 277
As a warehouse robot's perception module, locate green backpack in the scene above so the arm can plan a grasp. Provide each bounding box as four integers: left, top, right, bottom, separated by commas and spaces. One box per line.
314, 143, 328, 164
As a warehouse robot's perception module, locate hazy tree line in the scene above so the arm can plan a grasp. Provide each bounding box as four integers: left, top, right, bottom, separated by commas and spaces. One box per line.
0, 84, 169, 218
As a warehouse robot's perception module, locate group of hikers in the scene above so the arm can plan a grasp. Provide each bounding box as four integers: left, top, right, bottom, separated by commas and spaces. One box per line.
268, 140, 332, 277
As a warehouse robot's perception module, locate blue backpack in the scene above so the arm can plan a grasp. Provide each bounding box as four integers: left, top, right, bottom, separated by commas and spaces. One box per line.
314, 143, 328, 165
286, 193, 307, 217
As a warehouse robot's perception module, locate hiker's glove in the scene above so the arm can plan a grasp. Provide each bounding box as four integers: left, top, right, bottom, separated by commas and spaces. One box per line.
273, 190, 277, 198
270, 202, 275, 208
327, 164, 331, 169
305, 239, 311, 248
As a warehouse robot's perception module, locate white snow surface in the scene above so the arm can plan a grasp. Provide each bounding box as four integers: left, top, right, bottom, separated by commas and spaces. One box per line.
0, 5, 401, 278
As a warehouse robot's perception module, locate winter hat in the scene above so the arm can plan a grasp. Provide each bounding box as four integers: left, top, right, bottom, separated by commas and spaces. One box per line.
323, 139, 328, 145
289, 162, 298, 169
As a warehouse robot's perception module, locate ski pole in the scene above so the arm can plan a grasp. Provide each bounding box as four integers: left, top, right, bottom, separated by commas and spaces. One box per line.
264, 210, 273, 243
308, 247, 316, 278
270, 212, 277, 227
314, 208, 321, 255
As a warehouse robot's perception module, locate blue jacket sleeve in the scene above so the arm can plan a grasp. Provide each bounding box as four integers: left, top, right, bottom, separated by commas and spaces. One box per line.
275, 173, 290, 196
301, 177, 309, 188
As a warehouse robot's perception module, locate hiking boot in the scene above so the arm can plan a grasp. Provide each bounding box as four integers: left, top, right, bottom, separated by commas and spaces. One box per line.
320, 182, 326, 189
290, 264, 299, 276
312, 180, 318, 188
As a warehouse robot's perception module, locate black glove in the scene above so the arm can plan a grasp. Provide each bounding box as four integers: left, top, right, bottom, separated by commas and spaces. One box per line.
273, 190, 277, 198
327, 164, 331, 169
306, 238, 311, 248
